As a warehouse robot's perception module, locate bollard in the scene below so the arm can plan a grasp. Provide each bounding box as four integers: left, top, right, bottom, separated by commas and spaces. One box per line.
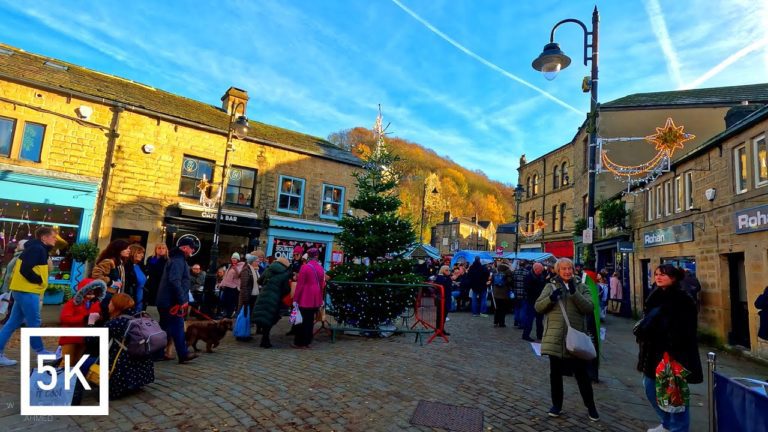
707, 352, 717, 432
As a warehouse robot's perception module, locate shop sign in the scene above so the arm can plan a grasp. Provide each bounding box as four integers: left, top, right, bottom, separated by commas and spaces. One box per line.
643, 223, 694, 248
617, 241, 634, 253
180, 207, 259, 226
272, 238, 326, 262
331, 250, 344, 265
734, 204, 768, 234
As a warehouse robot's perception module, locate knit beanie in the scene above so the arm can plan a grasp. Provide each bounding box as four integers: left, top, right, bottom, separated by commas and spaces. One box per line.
231, 252, 241, 261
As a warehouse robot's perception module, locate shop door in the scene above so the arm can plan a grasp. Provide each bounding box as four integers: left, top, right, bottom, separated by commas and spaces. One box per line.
727, 253, 750, 348
641, 259, 651, 306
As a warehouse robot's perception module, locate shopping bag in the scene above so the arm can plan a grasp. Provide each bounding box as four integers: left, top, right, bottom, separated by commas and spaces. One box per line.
289, 303, 303, 326
558, 301, 597, 360
233, 306, 251, 339
29, 367, 78, 407
655, 352, 690, 413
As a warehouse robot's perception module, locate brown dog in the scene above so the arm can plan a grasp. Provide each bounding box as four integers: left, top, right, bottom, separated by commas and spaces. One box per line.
185, 318, 233, 353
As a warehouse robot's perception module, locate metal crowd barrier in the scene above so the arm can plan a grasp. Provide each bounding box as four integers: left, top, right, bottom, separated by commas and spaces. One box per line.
316, 281, 448, 345
707, 351, 768, 432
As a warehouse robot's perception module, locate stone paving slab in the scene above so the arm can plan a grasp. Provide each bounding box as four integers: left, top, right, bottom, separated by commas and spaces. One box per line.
0, 306, 766, 431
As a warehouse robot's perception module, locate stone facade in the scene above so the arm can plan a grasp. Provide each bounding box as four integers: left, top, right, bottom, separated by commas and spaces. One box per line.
431, 213, 495, 255
628, 106, 768, 359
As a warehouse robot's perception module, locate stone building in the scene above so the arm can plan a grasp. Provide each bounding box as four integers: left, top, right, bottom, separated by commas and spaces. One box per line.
627, 103, 768, 360
431, 212, 495, 255
0, 43, 361, 281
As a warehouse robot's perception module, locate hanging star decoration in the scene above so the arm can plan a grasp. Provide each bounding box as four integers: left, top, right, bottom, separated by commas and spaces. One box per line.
600, 117, 696, 194
520, 218, 546, 239
645, 117, 695, 156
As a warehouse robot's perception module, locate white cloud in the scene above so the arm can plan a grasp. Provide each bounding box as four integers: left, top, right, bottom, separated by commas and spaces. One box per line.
642, 0, 683, 88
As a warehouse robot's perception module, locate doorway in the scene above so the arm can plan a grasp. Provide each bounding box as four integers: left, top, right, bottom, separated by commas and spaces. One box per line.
640, 259, 652, 308
727, 252, 750, 348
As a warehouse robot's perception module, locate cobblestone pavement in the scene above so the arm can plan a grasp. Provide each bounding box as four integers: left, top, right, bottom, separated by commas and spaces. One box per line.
0, 306, 766, 432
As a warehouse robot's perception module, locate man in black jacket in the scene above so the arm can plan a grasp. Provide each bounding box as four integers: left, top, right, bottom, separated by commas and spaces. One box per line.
157, 237, 197, 364
522, 262, 547, 342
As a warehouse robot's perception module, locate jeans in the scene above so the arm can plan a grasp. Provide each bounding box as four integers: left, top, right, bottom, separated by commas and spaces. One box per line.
220, 287, 239, 318
643, 375, 690, 431
522, 301, 544, 340
549, 355, 596, 412
471, 289, 487, 315
135, 286, 144, 309
294, 307, 318, 347
513, 298, 526, 326
158, 307, 189, 360
0, 291, 44, 353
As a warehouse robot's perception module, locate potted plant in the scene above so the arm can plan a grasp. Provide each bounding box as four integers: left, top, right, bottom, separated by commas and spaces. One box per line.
68, 241, 100, 288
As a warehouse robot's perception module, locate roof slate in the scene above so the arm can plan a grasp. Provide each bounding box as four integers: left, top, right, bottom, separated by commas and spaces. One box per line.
603, 83, 768, 109
0, 44, 361, 166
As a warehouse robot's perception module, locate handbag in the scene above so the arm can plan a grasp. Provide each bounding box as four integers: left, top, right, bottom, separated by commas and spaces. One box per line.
234, 306, 252, 339
655, 352, 690, 413
289, 302, 303, 325
558, 300, 597, 360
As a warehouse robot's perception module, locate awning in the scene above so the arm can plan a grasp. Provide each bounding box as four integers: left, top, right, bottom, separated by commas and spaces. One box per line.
267, 214, 342, 235
450, 250, 495, 268
544, 240, 574, 258
500, 251, 556, 264
403, 243, 441, 260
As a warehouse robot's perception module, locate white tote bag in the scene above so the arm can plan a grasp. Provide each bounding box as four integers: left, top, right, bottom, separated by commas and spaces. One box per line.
558, 300, 597, 360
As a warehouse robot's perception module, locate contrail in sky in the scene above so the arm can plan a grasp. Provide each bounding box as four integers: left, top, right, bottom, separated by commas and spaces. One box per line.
681, 38, 768, 90
643, 0, 683, 88
390, 0, 584, 115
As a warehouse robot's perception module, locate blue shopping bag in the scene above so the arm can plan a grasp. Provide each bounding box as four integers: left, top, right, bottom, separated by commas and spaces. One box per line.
233, 306, 251, 339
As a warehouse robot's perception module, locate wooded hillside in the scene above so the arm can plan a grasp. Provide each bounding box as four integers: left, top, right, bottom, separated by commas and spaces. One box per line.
328, 127, 517, 241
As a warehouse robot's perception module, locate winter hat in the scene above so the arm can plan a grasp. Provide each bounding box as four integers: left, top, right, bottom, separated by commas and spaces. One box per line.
251, 249, 265, 258
231, 252, 241, 261
245, 253, 257, 264
276, 257, 291, 267
73, 278, 107, 305
292, 245, 304, 255
177, 237, 197, 250
307, 248, 319, 258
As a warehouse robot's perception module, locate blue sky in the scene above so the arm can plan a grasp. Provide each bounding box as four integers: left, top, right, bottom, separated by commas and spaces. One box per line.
1, 0, 766, 184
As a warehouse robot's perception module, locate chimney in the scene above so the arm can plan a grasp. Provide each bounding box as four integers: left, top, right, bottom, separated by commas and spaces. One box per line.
725, 101, 763, 128
221, 87, 249, 116
471, 215, 477, 223
443, 212, 450, 223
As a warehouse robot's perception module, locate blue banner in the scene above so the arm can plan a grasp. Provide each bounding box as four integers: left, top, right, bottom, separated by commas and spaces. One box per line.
714, 372, 768, 432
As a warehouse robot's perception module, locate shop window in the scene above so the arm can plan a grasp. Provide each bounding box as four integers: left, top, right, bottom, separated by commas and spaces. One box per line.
560, 203, 566, 231
179, 155, 215, 198
225, 166, 256, 207
754, 135, 767, 187
674, 176, 682, 213
655, 185, 662, 218
20, 122, 45, 162
734, 144, 748, 194
553, 165, 560, 189
684, 172, 694, 210
664, 180, 672, 216
552, 205, 559, 231
277, 175, 305, 214
320, 184, 344, 220
562, 162, 569, 185
0, 116, 15, 157
646, 189, 653, 221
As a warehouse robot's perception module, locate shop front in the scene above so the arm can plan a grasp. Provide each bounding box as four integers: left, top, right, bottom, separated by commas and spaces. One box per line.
0, 168, 99, 295
543, 239, 573, 258
635, 222, 696, 308
163, 203, 262, 269
265, 215, 342, 270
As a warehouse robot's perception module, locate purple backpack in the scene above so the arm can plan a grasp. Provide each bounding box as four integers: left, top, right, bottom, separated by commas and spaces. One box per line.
120, 312, 167, 358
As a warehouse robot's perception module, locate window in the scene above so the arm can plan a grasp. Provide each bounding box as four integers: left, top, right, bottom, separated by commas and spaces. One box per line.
561, 162, 569, 185
664, 181, 672, 216
552, 205, 559, 231
0, 117, 15, 157
684, 172, 694, 210
582, 138, 588, 173
754, 135, 767, 187
647, 190, 653, 221
531, 211, 537, 232
19, 122, 45, 162
525, 211, 530, 231
735, 145, 748, 194
179, 155, 214, 198
560, 203, 566, 231
674, 176, 682, 213
277, 175, 305, 214
553, 165, 560, 189
225, 166, 256, 207
526, 177, 531, 198
320, 184, 345, 219
655, 185, 662, 218
532, 174, 539, 195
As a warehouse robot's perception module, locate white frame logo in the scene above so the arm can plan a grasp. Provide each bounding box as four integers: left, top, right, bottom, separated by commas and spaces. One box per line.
20, 327, 109, 416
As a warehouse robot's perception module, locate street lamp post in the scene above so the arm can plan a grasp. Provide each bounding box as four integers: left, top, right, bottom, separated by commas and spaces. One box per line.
533, 7, 599, 266
204, 104, 249, 299
419, 182, 439, 245
514, 183, 526, 255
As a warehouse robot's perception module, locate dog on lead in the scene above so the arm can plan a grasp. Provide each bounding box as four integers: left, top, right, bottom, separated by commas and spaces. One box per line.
185, 318, 233, 353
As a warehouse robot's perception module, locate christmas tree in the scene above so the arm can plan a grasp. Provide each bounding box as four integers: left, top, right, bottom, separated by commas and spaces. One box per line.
328, 107, 422, 330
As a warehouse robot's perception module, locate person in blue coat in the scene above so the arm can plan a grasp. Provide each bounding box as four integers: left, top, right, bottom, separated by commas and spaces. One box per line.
156, 237, 197, 364
756, 286, 768, 341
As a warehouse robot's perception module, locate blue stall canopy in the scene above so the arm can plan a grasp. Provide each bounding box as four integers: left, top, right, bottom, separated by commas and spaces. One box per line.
501, 251, 556, 264
403, 243, 441, 260
450, 250, 495, 268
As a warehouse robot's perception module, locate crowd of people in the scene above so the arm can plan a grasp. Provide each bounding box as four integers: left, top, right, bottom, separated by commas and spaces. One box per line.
0, 228, 745, 430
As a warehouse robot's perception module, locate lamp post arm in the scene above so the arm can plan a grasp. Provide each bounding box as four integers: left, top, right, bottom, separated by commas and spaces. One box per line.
549, 18, 591, 66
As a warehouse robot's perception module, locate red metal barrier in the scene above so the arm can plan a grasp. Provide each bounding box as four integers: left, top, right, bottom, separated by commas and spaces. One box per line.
411, 282, 448, 344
